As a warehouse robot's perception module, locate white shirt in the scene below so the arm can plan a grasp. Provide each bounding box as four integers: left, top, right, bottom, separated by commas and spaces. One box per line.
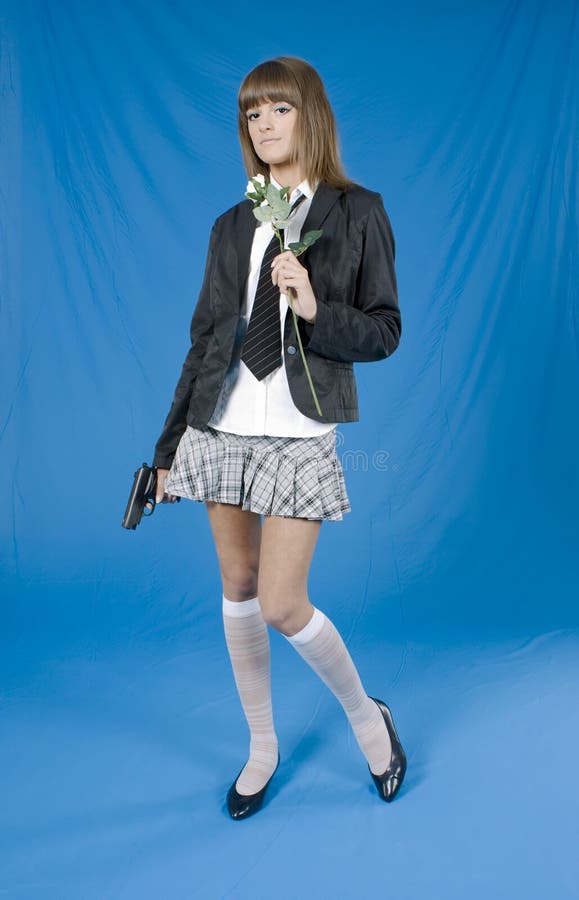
207, 173, 337, 436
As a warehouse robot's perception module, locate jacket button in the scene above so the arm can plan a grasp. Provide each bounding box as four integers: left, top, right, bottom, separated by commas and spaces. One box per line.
287, 345, 297, 355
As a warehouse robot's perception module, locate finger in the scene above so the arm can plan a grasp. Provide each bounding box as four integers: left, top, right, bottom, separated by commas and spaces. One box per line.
273, 255, 297, 269
273, 266, 294, 285
281, 278, 300, 292
271, 252, 295, 269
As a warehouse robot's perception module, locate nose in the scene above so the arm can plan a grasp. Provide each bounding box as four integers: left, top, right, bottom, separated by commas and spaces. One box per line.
258, 111, 274, 132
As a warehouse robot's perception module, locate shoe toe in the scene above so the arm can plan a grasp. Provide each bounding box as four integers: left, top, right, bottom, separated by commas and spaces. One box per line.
369, 765, 404, 802
367, 696, 407, 803
227, 788, 262, 819
225, 752, 280, 820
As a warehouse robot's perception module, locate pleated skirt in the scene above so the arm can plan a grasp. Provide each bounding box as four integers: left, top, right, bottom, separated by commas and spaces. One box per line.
164, 424, 351, 521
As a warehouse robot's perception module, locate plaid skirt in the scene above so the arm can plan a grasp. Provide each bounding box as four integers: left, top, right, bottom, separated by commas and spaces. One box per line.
164, 424, 351, 521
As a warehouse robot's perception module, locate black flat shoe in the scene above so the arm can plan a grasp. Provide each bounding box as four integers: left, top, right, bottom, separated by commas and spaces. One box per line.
226, 751, 280, 820
367, 696, 407, 802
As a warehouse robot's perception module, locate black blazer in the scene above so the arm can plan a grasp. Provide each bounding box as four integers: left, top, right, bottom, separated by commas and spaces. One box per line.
152, 181, 401, 469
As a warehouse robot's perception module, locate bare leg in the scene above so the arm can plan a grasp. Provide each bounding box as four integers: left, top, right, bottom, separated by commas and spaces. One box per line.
258, 515, 392, 776
256, 514, 322, 635
205, 500, 262, 602
205, 501, 279, 795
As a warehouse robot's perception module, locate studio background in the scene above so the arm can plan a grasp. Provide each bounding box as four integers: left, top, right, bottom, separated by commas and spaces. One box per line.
1, 0, 577, 898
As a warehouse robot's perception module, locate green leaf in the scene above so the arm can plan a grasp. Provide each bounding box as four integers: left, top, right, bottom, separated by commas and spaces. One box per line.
265, 182, 280, 205
266, 183, 291, 217
253, 206, 273, 223
272, 214, 293, 230
301, 229, 323, 246
288, 241, 307, 254
287, 230, 323, 255
274, 198, 292, 217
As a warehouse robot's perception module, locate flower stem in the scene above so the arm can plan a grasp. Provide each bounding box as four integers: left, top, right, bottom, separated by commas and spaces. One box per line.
274, 229, 323, 417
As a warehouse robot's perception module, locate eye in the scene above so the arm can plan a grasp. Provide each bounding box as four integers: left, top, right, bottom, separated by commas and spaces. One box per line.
247, 104, 292, 121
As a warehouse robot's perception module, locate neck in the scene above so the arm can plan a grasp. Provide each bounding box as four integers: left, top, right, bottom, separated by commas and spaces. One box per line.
268, 163, 304, 194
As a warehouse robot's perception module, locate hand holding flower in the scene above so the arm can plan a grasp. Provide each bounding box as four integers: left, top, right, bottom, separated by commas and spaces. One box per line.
270, 250, 317, 324
244, 174, 324, 416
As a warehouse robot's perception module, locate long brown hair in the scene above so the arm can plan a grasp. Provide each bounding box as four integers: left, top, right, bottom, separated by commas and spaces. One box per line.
238, 56, 360, 192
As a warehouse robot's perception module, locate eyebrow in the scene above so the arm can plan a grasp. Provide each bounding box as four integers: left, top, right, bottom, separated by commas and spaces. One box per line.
246, 101, 291, 114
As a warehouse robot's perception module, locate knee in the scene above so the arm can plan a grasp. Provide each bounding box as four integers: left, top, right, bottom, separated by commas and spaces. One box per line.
260, 604, 292, 633
258, 587, 311, 635
222, 562, 259, 602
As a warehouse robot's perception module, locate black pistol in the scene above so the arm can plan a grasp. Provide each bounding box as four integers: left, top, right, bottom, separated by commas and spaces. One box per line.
122, 463, 159, 530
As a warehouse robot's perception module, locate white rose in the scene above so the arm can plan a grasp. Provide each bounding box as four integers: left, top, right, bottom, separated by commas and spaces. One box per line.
246, 179, 255, 194
253, 173, 266, 186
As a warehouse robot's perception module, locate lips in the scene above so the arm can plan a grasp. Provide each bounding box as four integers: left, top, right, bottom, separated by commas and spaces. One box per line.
261, 138, 279, 144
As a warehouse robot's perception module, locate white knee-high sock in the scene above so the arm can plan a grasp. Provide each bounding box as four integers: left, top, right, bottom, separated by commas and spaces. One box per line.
222, 595, 279, 795
284, 607, 392, 776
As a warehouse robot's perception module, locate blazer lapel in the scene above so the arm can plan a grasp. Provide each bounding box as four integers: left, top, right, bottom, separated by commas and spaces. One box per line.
300, 181, 342, 240
235, 201, 258, 309
234, 181, 342, 313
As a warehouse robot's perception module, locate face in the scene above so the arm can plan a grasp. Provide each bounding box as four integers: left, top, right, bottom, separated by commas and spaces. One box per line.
245, 97, 298, 168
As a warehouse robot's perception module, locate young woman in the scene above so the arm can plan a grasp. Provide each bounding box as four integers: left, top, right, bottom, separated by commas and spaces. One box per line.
150, 56, 406, 819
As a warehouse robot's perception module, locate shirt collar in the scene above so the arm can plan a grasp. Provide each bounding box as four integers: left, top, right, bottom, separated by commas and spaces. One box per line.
269, 172, 317, 201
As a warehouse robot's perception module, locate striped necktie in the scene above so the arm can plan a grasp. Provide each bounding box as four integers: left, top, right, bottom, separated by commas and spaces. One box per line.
240, 192, 307, 381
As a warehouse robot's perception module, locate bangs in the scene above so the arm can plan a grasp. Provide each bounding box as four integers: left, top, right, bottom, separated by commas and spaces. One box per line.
238, 60, 302, 113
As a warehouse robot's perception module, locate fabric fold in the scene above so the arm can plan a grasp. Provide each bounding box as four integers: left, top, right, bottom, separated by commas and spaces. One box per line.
165, 425, 351, 521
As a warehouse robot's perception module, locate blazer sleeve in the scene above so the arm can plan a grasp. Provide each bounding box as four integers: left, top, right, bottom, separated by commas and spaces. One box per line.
152, 219, 220, 469
300, 194, 401, 364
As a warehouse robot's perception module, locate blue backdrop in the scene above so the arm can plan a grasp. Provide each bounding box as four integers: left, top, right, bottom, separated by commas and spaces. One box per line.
1, 1, 578, 897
